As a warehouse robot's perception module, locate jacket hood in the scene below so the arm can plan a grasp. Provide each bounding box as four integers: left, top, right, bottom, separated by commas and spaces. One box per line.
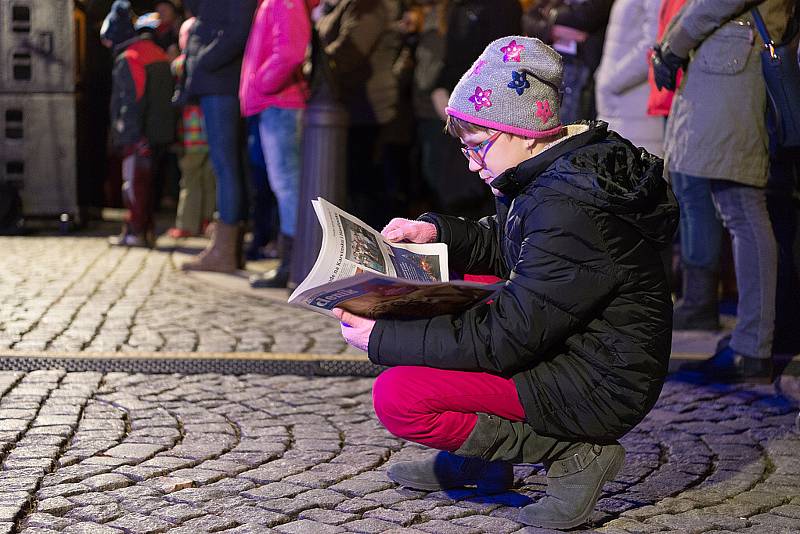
493, 121, 679, 247
100, 0, 135, 46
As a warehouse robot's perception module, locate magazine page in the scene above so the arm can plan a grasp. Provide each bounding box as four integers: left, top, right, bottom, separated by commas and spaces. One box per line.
289, 198, 449, 300
290, 271, 502, 319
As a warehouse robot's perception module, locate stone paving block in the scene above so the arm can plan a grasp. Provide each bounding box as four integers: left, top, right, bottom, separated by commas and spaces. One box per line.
452, 514, 523, 533
141, 476, 195, 493
770, 505, 800, 520
334, 497, 382, 514
243, 482, 308, 500
180, 514, 238, 532
415, 519, 483, 534
151, 503, 204, 524
81, 473, 133, 491
106, 512, 173, 534
341, 518, 404, 533
420, 505, 476, 521
295, 489, 348, 509
362, 506, 417, 526
62, 523, 124, 534
298, 508, 358, 525
0, 523, 12, 534
222, 505, 289, 527
65, 503, 123, 523
23, 512, 77, 530
37, 496, 76, 516
255, 497, 316, 516
274, 519, 346, 533
103, 444, 164, 461
37, 483, 90, 500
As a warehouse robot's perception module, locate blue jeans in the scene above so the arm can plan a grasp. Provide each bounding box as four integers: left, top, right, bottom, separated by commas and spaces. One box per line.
710, 181, 777, 359
671, 172, 723, 269
200, 95, 245, 225
258, 107, 302, 237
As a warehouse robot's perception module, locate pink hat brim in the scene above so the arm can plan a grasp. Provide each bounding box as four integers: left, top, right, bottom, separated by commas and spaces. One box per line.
445, 107, 563, 139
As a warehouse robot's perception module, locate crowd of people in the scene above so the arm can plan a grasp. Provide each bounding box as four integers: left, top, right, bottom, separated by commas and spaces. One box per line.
99, 0, 798, 369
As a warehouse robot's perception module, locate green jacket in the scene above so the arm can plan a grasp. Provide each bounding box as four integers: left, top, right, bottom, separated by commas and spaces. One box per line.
662, 0, 794, 185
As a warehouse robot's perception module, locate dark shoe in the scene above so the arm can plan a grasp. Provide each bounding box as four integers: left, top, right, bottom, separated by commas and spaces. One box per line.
249, 269, 289, 289
181, 221, 238, 273
249, 234, 293, 288
386, 451, 513, 493
673, 265, 720, 330
519, 442, 625, 530
681, 346, 774, 384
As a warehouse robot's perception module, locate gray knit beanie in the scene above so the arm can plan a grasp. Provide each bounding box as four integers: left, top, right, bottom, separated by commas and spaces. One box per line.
446, 36, 564, 138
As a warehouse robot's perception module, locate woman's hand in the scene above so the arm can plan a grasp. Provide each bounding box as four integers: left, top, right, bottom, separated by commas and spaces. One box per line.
333, 308, 376, 352
382, 218, 437, 243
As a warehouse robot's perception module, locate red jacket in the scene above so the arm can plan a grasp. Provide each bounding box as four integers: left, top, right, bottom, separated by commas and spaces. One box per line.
239, 0, 318, 117
646, 0, 686, 117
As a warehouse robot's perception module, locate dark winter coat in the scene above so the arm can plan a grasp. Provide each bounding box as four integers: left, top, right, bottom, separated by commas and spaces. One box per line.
183, 0, 257, 97
368, 122, 680, 442
110, 37, 175, 147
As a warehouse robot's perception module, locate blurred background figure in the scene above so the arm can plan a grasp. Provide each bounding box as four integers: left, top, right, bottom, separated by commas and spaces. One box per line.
153, 0, 182, 60
102, 2, 175, 248
316, 0, 405, 230
595, 0, 663, 157
240, 0, 320, 288
180, 0, 257, 273
166, 16, 216, 240
523, 0, 613, 123
427, 0, 522, 219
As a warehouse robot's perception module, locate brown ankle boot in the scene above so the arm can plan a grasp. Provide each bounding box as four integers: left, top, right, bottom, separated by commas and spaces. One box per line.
181, 221, 238, 273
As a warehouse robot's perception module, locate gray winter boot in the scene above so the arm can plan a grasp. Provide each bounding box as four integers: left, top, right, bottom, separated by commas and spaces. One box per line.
673, 265, 720, 330
518, 441, 626, 530
386, 413, 576, 494
386, 451, 513, 493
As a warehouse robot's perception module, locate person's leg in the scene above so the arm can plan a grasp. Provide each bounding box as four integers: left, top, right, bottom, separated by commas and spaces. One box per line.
120, 140, 154, 241
245, 115, 276, 257
182, 95, 243, 272
200, 151, 217, 224
201, 94, 245, 226
670, 172, 723, 329
176, 151, 205, 233
375, 366, 625, 529
249, 107, 302, 288
710, 181, 777, 361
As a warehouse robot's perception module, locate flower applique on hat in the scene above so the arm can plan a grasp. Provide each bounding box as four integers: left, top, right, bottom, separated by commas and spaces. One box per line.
447, 36, 564, 138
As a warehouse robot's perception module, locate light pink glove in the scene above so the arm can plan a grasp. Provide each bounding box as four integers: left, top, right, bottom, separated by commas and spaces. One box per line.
381, 218, 437, 243
332, 308, 376, 352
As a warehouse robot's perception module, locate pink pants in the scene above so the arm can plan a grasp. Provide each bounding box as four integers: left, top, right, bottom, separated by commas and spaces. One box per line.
372, 366, 526, 452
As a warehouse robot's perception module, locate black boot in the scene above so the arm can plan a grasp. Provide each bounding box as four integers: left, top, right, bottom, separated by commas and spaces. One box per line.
518, 442, 626, 529
680, 345, 774, 383
673, 265, 720, 330
250, 234, 293, 289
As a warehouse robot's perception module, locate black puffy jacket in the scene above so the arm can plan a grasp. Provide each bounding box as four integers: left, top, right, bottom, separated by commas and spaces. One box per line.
368, 122, 680, 441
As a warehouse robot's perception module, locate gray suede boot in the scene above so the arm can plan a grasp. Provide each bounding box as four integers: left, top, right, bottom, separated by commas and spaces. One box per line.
518, 441, 626, 530
386, 413, 575, 494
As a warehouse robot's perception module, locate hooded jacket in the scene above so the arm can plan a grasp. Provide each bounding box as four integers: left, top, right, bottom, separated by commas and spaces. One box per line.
368, 122, 679, 441
240, 0, 319, 117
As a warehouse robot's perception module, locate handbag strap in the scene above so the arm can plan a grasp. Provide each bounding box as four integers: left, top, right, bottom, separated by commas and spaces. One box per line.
750, 7, 778, 58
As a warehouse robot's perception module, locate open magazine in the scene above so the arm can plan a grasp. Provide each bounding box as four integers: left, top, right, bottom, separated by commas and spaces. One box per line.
287, 198, 502, 319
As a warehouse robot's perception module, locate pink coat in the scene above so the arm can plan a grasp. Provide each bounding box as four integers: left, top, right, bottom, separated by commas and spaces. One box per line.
239, 0, 316, 117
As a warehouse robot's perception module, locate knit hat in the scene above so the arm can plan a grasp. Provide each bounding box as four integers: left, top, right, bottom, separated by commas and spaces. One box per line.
100, 0, 135, 45
446, 36, 564, 138
134, 12, 161, 34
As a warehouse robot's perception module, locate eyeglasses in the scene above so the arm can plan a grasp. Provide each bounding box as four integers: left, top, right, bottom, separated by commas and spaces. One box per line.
461, 131, 502, 169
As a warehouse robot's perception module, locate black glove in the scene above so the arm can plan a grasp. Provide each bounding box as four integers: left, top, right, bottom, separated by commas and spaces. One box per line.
652, 44, 686, 91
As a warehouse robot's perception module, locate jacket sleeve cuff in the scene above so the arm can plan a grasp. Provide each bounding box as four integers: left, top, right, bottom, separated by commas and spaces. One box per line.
417, 212, 445, 243
368, 319, 427, 367
663, 25, 696, 59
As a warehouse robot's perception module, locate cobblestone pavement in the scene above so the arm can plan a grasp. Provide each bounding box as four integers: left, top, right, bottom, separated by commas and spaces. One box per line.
0, 237, 349, 356
0, 370, 796, 534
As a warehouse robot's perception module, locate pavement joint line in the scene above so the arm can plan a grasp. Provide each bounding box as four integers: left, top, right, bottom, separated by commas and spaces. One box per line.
1, 350, 370, 362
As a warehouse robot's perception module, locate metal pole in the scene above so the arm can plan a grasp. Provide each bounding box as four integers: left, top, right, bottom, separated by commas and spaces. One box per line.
289, 97, 349, 287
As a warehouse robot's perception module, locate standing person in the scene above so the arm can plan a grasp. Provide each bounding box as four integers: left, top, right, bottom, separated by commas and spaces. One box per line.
240, 0, 320, 289
523, 0, 614, 123
333, 36, 678, 529
595, 0, 664, 157
316, 0, 405, 230
428, 0, 522, 219
102, 3, 175, 248
648, 0, 724, 331
654, 0, 795, 381
167, 17, 216, 239
180, 0, 257, 273
153, 0, 181, 60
